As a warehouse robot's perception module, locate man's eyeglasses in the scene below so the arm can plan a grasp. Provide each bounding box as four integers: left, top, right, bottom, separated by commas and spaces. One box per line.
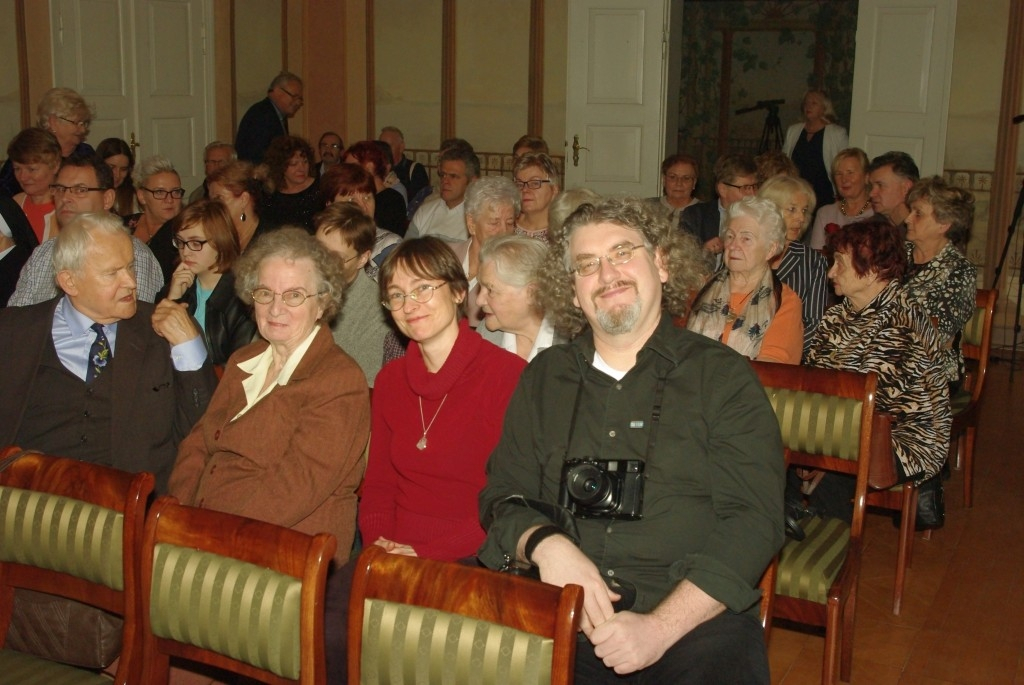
172, 237, 209, 251
251, 288, 322, 307
382, 283, 448, 311
279, 86, 303, 102
50, 184, 106, 197
570, 243, 646, 277
142, 187, 187, 200
514, 179, 552, 190
320, 143, 341, 150
722, 181, 760, 193
58, 116, 90, 130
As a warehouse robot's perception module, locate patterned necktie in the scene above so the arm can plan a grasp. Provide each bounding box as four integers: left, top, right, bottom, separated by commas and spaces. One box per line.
87, 323, 111, 383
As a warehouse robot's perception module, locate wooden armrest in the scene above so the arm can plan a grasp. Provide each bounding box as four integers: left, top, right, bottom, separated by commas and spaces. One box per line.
868, 412, 899, 490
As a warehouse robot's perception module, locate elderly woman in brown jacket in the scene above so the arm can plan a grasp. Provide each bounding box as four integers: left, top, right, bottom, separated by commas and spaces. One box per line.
169, 228, 370, 566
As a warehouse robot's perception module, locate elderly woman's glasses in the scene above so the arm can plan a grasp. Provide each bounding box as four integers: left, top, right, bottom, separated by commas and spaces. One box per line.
58, 116, 90, 130
172, 237, 209, 251
570, 243, 645, 277
382, 283, 448, 311
251, 288, 322, 307
142, 187, 186, 200
514, 179, 551, 190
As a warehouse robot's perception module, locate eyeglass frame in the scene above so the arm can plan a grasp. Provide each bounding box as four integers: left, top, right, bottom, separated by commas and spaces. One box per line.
381, 282, 449, 311
141, 186, 187, 200
172, 237, 210, 252
250, 287, 324, 307
514, 178, 552, 191
50, 183, 107, 197
721, 181, 761, 193
569, 243, 647, 278
278, 85, 304, 102
57, 115, 90, 130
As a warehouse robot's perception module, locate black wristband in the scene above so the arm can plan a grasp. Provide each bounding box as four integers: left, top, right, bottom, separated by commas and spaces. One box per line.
524, 525, 567, 565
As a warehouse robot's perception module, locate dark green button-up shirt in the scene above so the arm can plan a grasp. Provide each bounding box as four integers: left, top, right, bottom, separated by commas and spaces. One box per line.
479, 315, 785, 614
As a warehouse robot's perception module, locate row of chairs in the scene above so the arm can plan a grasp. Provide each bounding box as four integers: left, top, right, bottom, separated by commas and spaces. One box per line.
0, 449, 585, 684
0, 290, 996, 685
753, 287, 997, 684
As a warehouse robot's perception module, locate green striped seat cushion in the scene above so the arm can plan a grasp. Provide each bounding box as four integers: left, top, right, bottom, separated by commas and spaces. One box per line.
776, 516, 850, 604
963, 306, 985, 346
149, 543, 302, 680
0, 647, 112, 684
0, 486, 123, 590
361, 599, 554, 685
763, 389, 863, 461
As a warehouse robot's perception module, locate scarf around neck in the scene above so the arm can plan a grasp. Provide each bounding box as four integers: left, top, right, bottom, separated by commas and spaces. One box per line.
687, 267, 781, 359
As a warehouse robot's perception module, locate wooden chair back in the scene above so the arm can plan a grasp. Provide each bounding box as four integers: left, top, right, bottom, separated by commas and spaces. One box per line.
751, 363, 879, 685
139, 496, 336, 685
961, 288, 998, 402
349, 545, 583, 685
0, 447, 154, 684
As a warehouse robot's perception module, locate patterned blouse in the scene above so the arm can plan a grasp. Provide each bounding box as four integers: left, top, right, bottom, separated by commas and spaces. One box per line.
774, 240, 829, 359
902, 241, 977, 384
806, 280, 951, 481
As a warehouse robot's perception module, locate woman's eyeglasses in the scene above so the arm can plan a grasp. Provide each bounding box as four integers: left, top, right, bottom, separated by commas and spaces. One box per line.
142, 187, 186, 200
172, 237, 209, 251
382, 283, 448, 311
251, 288, 323, 307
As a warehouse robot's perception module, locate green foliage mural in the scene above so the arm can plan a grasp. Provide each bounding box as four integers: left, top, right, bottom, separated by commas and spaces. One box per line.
676, 0, 858, 197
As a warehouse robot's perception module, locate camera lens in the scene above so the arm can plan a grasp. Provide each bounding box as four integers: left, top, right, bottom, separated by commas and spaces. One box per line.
567, 463, 615, 509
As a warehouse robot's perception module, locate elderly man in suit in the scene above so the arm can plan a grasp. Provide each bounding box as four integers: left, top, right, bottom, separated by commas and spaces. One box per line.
0, 212, 216, 492
235, 71, 304, 164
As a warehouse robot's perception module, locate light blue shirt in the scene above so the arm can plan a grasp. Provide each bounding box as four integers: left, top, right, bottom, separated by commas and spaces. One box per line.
52, 296, 207, 381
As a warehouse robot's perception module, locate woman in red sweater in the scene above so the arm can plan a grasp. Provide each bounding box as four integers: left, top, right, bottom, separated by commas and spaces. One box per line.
360, 236, 527, 560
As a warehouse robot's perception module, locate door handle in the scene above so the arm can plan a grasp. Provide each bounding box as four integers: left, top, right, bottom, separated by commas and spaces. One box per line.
129, 132, 141, 156
572, 135, 589, 167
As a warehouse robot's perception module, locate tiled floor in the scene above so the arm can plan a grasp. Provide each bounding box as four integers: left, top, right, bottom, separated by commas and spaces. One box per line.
768, 358, 1024, 684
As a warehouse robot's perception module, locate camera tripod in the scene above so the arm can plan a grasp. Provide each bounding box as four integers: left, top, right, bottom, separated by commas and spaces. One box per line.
735, 99, 785, 154
991, 176, 1024, 379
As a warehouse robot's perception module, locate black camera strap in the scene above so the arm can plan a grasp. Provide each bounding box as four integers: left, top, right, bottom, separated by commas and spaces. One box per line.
565, 361, 669, 468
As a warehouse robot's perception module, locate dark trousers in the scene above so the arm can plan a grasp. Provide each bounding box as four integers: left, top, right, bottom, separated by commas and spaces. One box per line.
573, 611, 769, 685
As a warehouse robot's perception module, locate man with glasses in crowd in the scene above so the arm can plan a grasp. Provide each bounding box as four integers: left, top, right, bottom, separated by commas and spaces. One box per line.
405, 145, 481, 242
235, 71, 304, 164
9, 154, 163, 306
0, 210, 215, 492
479, 197, 783, 684
316, 132, 344, 178
188, 141, 236, 204
681, 153, 760, 268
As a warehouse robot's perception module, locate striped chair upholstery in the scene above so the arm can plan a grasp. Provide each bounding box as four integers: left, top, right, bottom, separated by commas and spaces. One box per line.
0, 486, 124, 591
751, 363, 877, 685
148, 543, 302, 680
361, 600, 555, 685
0, 648, 113, 685
349, 546, 583, 685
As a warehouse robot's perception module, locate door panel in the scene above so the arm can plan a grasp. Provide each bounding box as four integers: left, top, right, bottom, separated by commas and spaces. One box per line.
849, 0, 957, 176
564, 0, 676, 196
52, 0, 210, 192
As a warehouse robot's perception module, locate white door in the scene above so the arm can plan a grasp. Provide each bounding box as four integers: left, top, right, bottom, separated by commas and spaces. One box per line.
51, 0, 212, 194
848, 0, 957, 176
563, 0, 678, 196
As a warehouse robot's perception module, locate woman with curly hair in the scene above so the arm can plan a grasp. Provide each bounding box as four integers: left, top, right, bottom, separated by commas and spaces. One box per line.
904, 175, 978, 388
259, 134, 321, 232
804, 218, 950, 527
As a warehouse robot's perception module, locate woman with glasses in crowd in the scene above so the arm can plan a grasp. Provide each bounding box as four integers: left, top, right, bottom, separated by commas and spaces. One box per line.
513, 152, 560, 241
164, 199, 255, 366
651, 153, 701, 228
126, 154, 186, 283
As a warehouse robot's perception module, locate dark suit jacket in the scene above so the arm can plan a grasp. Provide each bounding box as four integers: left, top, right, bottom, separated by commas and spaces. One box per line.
0, 298, 218, 492
235, 97, 287, 164
680, 200, 723, 246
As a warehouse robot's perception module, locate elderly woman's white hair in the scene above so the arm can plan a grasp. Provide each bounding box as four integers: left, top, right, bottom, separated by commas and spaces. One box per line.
757, 174, 817, 238
35, 88, 93, 129
464, 175, 521, 220
723, 196, 787, 256
478, 234, 548, 313
53, 212, 130, 274
132, 154, 178, 188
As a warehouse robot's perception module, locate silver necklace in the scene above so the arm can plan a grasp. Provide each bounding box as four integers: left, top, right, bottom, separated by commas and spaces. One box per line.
417, 394, 448, 451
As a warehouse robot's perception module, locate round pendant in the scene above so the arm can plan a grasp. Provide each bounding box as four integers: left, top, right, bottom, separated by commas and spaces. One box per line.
416, 436, 428, 451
